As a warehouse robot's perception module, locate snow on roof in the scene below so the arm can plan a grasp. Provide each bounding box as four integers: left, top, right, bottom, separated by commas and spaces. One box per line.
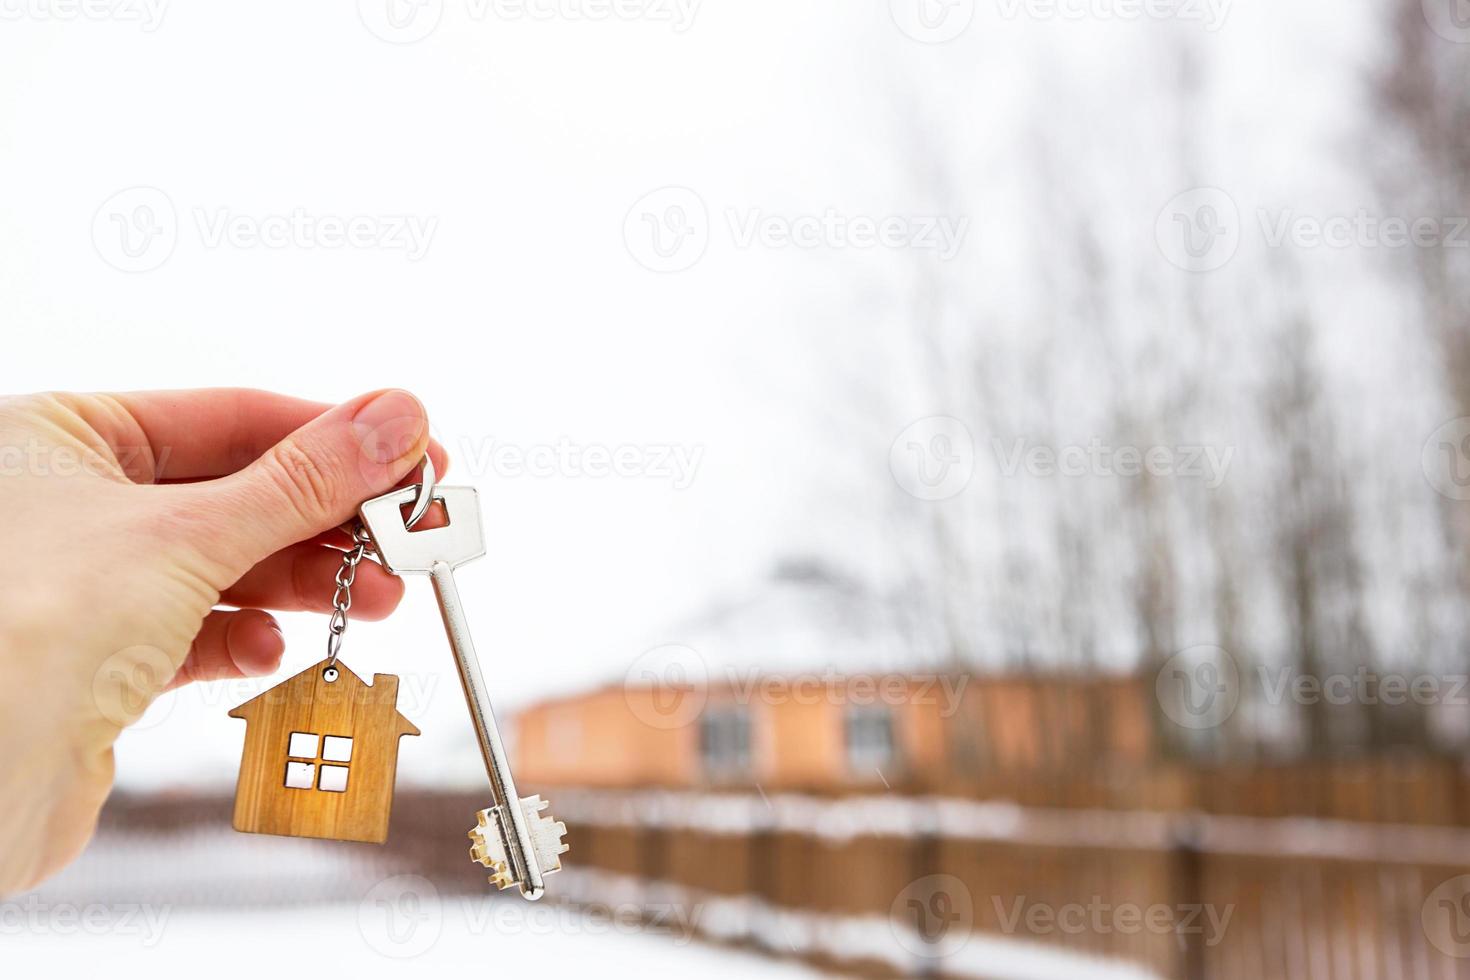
650, 558, 932, 680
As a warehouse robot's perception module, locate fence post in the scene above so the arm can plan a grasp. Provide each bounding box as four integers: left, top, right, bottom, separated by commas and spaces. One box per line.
912, 827, 945, 979
1172, 817, 1206, 980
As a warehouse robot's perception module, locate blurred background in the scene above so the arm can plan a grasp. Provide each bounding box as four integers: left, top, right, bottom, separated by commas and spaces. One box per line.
6, 0, 1470, 977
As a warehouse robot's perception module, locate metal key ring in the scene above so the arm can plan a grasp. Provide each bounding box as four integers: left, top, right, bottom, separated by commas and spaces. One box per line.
403, 454, 438, 530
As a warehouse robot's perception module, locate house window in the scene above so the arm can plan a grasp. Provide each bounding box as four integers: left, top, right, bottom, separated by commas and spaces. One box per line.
284, 731, 353, 793
699, 707, 751, 776
845, 706, 897, 771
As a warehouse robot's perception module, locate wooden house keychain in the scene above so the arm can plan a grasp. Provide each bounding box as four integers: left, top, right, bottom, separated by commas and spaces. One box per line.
228, 457, 567, 899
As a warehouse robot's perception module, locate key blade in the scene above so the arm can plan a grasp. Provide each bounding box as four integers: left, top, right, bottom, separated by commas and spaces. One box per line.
428, 563, 545, 896
359, 485, 486, 575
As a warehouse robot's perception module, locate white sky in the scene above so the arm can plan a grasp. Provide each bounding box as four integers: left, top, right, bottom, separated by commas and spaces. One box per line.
0, 0, 1395, 789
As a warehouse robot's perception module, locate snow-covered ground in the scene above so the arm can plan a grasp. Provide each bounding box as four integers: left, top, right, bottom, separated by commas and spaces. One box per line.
0, 901, 831, 980
7, 827, 1163, 979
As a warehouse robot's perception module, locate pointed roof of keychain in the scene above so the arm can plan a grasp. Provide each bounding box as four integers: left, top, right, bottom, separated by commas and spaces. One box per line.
229, 658, 420, 737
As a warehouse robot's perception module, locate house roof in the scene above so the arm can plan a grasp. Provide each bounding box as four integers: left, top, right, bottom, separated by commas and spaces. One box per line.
228, 658, 420, 736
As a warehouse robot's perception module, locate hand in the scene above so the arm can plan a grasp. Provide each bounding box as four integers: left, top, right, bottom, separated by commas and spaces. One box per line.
0, 388, 448, 895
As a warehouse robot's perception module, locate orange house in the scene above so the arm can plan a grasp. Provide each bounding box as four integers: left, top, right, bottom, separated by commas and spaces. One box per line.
515, 675, 955, 791
512, 672, 1153, 792
229, 659, 420, 844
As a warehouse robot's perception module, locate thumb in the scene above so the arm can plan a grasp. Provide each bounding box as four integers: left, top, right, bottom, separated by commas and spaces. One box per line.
203, 389, 430, 564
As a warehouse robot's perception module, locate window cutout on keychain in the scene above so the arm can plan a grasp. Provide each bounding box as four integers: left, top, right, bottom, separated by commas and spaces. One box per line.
288, 732, 319, 758
284, 761, 315, 790
318, 766, 349, 793
322, 736, 353, 762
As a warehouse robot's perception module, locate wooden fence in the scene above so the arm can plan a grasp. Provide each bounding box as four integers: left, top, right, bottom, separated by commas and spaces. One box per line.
915, 757, 1470, 826
548, 787, 1470, 979
92, 767, 1470, 979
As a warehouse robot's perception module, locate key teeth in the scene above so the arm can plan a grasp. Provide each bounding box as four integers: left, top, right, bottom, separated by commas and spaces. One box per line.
467, 808, 514, 891
467, 797, 569, 891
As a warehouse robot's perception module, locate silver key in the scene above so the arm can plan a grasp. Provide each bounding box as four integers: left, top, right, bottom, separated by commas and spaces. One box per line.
359, 477, 566, 900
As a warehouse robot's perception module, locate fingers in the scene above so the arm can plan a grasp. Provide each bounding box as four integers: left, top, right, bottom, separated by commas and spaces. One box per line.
167, 608, 285, 691
98, 388, 449, 483
221, 543, 406, 620
187, 389, 433, 565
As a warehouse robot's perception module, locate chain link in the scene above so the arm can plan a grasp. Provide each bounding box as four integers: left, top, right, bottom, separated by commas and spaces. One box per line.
324, 522, 375, 668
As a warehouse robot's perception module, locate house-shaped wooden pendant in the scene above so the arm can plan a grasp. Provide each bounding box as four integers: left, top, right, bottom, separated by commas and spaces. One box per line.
228, 659, 419, 844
